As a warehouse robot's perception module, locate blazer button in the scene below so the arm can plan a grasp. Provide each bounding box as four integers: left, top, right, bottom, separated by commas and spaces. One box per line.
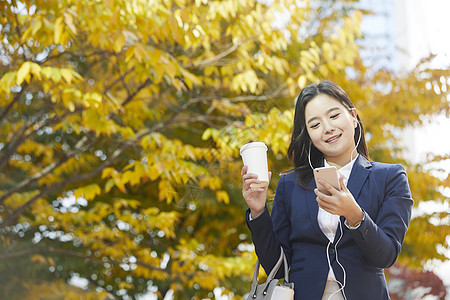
329, 248, 335, 255
364, 229, 369, 235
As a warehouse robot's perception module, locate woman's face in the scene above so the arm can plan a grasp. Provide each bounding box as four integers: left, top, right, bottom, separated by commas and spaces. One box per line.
304, 93, 357, 166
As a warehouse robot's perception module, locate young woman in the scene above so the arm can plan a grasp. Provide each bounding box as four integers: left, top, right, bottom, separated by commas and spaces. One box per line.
241, 81, 413, 299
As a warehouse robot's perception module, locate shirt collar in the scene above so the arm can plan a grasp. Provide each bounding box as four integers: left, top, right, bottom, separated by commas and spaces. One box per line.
324, 154, 358, 181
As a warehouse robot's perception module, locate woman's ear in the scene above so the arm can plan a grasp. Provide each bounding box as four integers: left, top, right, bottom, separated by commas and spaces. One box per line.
351, 108, 358, 128
351, 108, 358, 119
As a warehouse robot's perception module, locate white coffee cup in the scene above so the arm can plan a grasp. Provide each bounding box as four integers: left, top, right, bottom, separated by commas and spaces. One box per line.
240, 142, 269, 188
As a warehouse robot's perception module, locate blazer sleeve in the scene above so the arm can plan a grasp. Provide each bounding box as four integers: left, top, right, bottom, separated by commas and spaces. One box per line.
246, 175, 292, 278
346, 164, 413, 268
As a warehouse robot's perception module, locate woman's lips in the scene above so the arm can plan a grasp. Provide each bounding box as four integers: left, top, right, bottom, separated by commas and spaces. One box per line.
325, 134, 342, 143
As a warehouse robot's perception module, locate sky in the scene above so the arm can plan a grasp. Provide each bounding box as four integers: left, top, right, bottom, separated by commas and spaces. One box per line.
398, 0, 450, 167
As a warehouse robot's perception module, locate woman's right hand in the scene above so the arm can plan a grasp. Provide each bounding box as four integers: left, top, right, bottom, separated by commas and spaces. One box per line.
241, 165, 271, 219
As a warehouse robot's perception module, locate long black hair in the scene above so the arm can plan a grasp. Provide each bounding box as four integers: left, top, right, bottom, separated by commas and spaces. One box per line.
286, 80, 369, 188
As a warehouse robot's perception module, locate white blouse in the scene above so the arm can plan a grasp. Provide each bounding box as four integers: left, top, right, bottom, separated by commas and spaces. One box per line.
318, 155, 357, 280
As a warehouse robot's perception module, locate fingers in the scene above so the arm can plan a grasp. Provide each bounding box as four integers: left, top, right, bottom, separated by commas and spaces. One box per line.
316, 178, 339, 194
242, 166, 272, 190
242, 172, 261, 191
314, 188, 332, 202
339, 175, 351, 193
241, 165, 248, 177
241, 166, 260, 182
316, 198, 334, 213
243, 179, 263, 191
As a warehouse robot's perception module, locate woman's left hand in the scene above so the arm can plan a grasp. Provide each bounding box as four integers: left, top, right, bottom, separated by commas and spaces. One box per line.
314, 175, 364, 226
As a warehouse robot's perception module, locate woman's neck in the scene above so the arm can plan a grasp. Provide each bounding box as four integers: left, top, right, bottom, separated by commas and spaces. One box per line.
325, 152, 358, 170
326, 160, 343, 170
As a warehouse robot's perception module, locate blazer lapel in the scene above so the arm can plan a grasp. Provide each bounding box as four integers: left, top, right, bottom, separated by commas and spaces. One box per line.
347, 155, 372, 201
305, 179, 330, 243
336, 156, 372, 243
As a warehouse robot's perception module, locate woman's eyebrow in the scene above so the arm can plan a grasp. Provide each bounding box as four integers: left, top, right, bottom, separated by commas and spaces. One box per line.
307, 107, 341, 124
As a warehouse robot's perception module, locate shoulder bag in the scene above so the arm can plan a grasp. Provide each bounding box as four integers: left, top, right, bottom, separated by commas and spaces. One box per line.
247, 247, 294, 300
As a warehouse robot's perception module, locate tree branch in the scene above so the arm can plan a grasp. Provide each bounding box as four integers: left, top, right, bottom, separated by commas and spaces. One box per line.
0, 135, 90, 206
104, 67, 135, 94
0, 247, 166, 273
0, 108, 75, 171
0, 122, 29, 171
0, 95, 198, 227
165, 115, 234, 128
41, 50, 115, 65
191, 83, 290, 104
187, 39, 249, 68
121, 79, 152, 107
0, 82, 28, 123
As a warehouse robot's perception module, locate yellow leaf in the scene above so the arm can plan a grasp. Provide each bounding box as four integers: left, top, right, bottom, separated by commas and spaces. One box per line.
54, 16, 65, 44
216, 190, 230, 204
60, 69, 73, 84
105, 178, 115, 193
297, 75, 307, 89
0, 71, 17, 92
31, 255, 47, 264
102, 167, 116, 179
40, 67, 53, 79
16, 62, 31, 85
74, 184, 101, 201
148, 165, 161, 181
114, 33, 126, 53
201, 128, 212, 140
51, 69, 62, 83
159, 180, 175, 203
180, 68, 201, 89
125, 45, 135, 62
114, 177, 127, 193
70, 69, 83, 80
64, 12, 77, 34
31, 18, 42, 36
67, 101, 75, 112
122, 170, 137, 186
30, 62, 42, 80
47, 257, 55, 267
165, 61, 177, 79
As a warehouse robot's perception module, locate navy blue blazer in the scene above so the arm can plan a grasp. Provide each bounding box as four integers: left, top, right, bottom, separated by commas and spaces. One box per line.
246, 155, 413, 300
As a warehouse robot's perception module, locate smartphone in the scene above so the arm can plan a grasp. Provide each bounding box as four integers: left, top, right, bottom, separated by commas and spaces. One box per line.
313, 166, 340, 195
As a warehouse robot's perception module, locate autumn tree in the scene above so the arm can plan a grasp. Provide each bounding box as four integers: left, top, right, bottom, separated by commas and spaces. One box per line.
0, 0, 448, 299
387, 262, 447, 300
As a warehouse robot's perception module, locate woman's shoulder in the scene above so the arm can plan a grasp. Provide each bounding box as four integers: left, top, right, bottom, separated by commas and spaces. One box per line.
278, 170, 311, 190
279, 170, 301, 182
367, 161, 408, 180
369, 161, 406, 172
276, 171, 299, 188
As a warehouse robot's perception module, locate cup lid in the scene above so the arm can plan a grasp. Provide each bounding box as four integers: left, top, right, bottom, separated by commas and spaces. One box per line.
239, 142, 267, 156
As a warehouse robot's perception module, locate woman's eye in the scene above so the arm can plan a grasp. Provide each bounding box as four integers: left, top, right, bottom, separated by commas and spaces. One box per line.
330, 113, 340, 119
310, 123, 319, 129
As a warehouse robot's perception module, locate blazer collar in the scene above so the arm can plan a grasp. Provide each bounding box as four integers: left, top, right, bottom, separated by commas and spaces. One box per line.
346, 155, 372, 201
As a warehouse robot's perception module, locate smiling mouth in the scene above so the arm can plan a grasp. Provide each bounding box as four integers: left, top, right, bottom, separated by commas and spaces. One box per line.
325, 134, 341, 143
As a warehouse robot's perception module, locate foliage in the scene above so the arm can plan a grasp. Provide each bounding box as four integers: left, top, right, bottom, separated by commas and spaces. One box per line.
0, 0, 448, 299
387, 263, 447, 300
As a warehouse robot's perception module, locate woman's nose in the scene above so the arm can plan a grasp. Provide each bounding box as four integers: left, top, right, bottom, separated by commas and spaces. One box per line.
322, 121, 335, 133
